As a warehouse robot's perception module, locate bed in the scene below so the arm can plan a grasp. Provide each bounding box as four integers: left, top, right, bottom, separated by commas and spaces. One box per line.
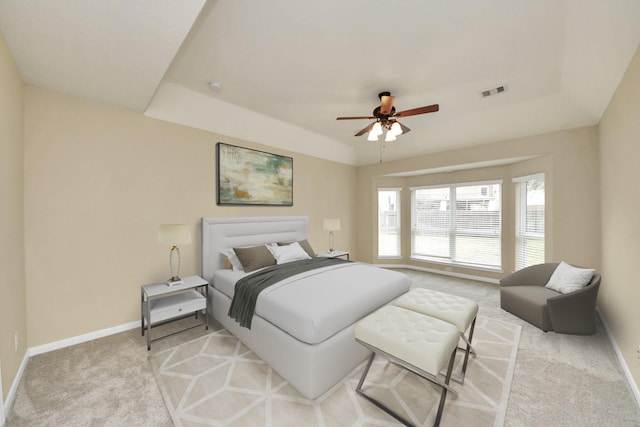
201, 216, 411, 399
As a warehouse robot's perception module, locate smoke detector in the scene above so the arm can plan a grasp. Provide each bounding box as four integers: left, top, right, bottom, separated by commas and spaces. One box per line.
208, 81, 223, 92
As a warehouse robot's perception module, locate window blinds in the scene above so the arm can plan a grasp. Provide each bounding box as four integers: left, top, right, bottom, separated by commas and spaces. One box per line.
411, 181, 502, 269
378, 189, 401, 257
514, 174, 545, 270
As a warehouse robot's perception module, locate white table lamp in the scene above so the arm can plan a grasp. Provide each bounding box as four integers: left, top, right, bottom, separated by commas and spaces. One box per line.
158, 224, 192, 285
323, 218, 341, 253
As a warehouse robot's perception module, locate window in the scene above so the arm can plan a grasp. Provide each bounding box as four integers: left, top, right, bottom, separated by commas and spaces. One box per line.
378, 188, 401, 257
514, 174, 545, 270
411, 181, 502, 270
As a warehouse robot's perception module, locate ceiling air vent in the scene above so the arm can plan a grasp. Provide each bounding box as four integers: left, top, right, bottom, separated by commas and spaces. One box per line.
481, 85, 507, 97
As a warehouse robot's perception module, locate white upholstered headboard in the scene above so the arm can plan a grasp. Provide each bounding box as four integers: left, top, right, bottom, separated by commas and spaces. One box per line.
201, 216, 309, 284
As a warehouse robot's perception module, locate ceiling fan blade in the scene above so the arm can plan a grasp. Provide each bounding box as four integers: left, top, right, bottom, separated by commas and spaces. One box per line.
398, 121, 411, 134
393, 104, 439, 118
354, 122, 375, 137
336, 115, 376, 120
379, 95, 395, 115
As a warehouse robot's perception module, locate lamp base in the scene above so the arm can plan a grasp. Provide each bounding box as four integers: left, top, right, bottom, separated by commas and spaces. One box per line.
166, 277, 184, 287
167, 246, 183, 286
328, 232, 335, 254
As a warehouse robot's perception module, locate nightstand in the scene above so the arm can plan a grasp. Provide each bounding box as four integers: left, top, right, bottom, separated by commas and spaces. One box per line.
141, 275, 208, 350
316, 250, 350, 260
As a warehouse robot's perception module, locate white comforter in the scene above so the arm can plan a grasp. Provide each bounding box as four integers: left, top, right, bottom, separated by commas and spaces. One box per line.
213, 262, 410, 345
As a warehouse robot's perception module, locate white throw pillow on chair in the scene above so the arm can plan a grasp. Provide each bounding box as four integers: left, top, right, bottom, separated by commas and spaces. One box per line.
545, 261, 595, 294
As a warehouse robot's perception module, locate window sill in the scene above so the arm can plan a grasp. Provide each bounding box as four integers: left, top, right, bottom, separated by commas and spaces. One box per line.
409, 256, 503, 274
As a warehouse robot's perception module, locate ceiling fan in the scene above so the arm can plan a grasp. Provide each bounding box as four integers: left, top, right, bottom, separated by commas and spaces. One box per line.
336, 91, 439, 141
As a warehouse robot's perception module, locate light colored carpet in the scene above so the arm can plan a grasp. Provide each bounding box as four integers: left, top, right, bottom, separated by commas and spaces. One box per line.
7, 270, 639, 426
149, 316, 520, 427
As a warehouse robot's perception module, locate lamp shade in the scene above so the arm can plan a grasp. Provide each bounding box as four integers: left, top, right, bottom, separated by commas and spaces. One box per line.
323, 218, 341, 232
158, 224, 192, 246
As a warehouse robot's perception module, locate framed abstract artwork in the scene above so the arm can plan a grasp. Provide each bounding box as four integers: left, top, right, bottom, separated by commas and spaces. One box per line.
216, 142, 293, 206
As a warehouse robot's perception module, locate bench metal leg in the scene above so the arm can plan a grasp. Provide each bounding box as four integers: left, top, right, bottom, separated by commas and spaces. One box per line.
356, 347, 458, 427
434, 347, 457, 426
442, 316, 477, 385
457, 317, 477, 384
356, 352, 415, 427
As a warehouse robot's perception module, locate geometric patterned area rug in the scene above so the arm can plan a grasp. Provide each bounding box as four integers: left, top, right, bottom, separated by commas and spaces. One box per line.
149, 316, 520, 427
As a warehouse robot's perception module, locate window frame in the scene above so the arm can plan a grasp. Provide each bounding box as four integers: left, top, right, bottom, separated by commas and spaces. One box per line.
377, 188, 402, 259
410, 180, 503, 271
513, 173, 545, 270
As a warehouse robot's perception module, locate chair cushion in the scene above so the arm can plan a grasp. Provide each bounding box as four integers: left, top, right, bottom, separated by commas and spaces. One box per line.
503, 285, 558, 304
500, 285, 557, 331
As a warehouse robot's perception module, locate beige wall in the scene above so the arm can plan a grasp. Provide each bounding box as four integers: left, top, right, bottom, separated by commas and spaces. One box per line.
0, 32, 27, 401
356, 126, 600, 281
23, 86, 356, 347
4, 30, 638, 401
599, 46, 640, 389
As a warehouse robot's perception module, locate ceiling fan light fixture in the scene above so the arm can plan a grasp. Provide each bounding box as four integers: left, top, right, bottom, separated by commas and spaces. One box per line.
367, 130, 380, 141
385, 131, 397, 142
367, 121, 383, 141
390, 121, 402, 136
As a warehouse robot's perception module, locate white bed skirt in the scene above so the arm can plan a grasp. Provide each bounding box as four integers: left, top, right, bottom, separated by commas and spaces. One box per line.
209, 286, 370, 399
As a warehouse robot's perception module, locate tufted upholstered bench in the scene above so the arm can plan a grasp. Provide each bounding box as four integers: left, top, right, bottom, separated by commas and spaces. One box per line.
393, 288, 478, 384
355, 305, 460, 427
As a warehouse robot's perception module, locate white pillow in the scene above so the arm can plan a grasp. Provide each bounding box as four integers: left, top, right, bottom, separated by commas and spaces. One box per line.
267, 241, 311, 264
220, 248, 244, 271
545, 261, 595, 294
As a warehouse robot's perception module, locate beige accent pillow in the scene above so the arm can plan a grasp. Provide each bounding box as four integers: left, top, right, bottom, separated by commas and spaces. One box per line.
233, 245, 276, 273
220, 248, 244, 271
223, 257, 233, 269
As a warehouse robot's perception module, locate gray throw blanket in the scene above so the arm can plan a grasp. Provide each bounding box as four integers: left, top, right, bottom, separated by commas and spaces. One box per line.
228, 257, 351, 329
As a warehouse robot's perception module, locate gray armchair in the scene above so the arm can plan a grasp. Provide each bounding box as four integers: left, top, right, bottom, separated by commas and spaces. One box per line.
500, 263, 601, 335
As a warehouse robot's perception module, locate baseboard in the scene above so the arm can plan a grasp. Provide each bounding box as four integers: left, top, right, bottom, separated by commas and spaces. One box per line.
29, 320, 139, 356
598, 309, 640, 408
3, 349, 29, 423
1, 361, 4, 426
3, 320, 140, 420
375, 263, 500, 284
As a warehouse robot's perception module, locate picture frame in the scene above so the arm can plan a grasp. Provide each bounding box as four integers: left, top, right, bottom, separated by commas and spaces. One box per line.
216, 142, 293, 206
